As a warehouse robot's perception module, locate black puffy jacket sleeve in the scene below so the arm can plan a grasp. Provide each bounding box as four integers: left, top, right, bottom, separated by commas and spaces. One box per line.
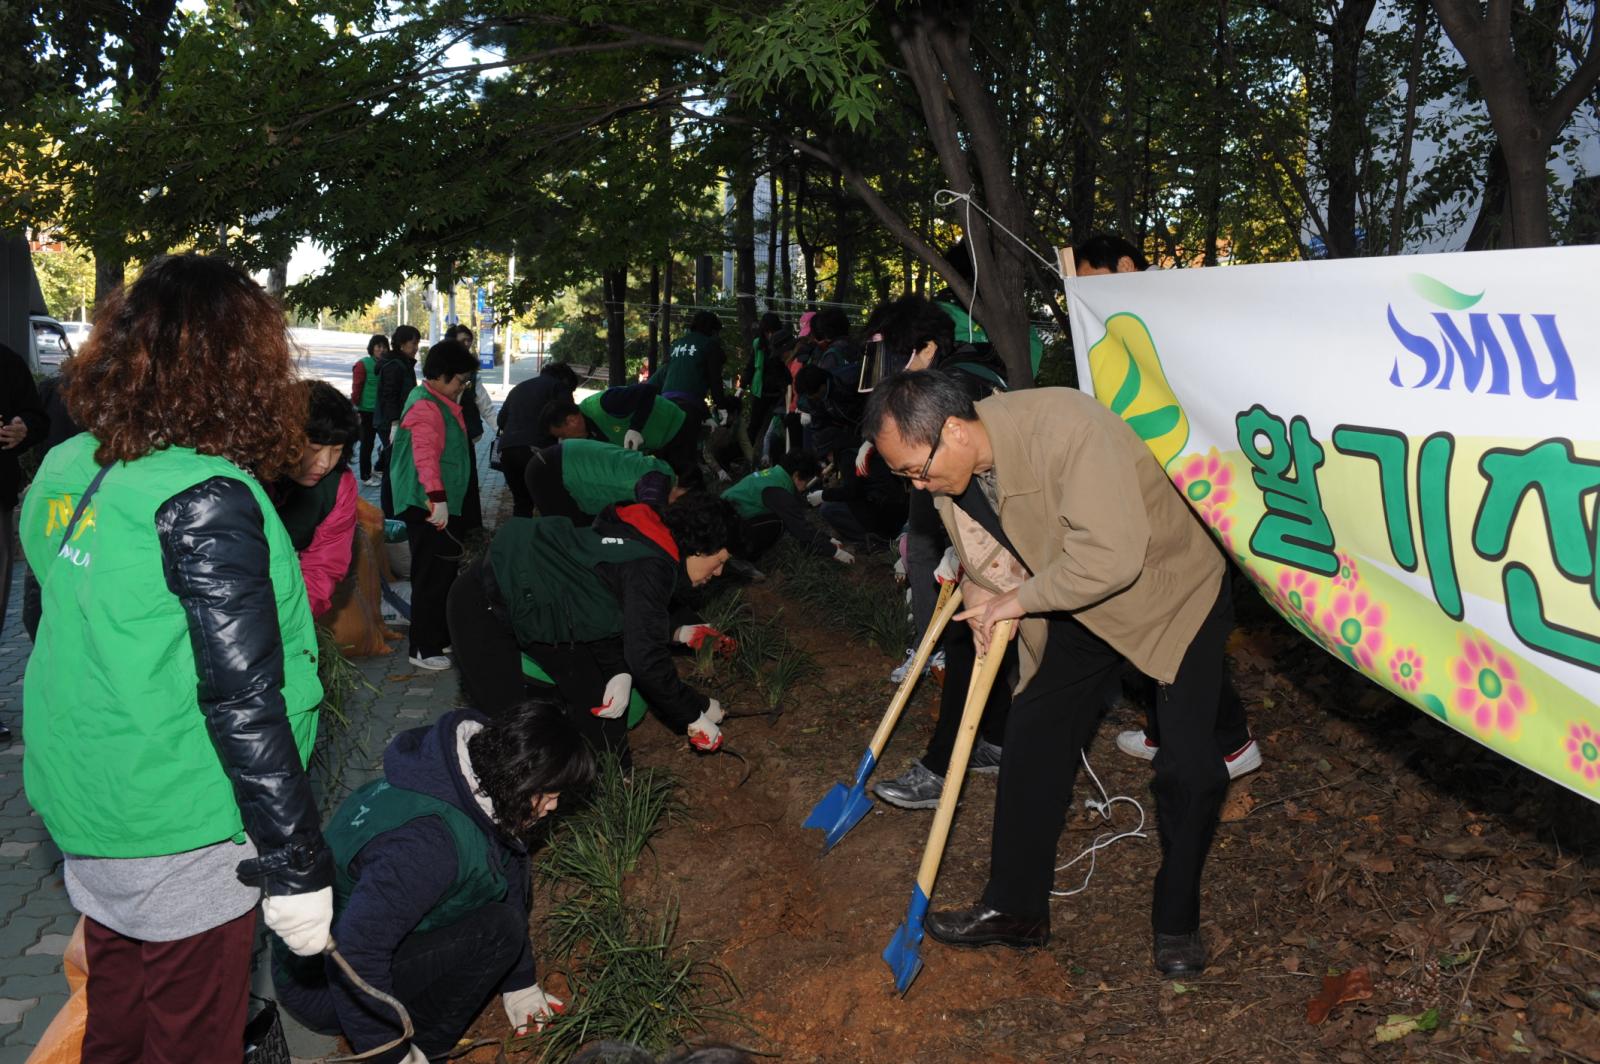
156, 476, 333, 896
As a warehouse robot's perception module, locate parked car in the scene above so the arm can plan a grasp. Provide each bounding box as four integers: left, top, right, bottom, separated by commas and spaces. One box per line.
29, 314, 72, 370
61, 320, 91, 346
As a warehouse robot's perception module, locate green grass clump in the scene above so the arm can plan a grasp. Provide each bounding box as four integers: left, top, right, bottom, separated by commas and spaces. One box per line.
532, 755, 746, 1061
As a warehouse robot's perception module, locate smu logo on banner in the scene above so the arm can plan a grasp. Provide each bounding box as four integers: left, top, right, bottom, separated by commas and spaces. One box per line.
1386, 274, 1577, 400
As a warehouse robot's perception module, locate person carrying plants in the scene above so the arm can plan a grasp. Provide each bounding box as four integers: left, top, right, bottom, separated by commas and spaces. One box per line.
866, 370, 1242, 979
272, 380, 361, 619
445, 492, 740, 763
388, 338, 478, 671
524, 437, 690, 525
273, 699, 597, 1064
723, 450, 854, 566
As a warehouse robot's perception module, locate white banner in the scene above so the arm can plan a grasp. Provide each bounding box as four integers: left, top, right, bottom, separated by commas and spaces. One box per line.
1066, 247, 1600, 803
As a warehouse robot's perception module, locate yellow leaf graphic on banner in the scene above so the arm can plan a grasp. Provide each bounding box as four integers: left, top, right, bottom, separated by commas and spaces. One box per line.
1088, 313, 1189, 468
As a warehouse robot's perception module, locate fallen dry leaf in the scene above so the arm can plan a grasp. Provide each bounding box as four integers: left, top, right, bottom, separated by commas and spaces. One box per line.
1306, 967, 1374, 1025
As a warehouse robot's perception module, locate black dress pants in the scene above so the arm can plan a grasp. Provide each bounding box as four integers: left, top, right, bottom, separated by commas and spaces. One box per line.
981, 580, 1235, 935
523, 447, 586, 524
357, 410, 377, 481
500, 444, 535, 518
403, 508, 461, 659
920, 620, 1012, 775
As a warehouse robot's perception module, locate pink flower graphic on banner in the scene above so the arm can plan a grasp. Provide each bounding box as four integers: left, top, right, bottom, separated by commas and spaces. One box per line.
1389, 647, 1424, 693
1451, 636, 1530, 738
1333, 551, 1361, 590
1276, 570, 1322, 626
1320, 589, 1386, 671
1173, 449, 1235, 513
1567, 723, 1600, 787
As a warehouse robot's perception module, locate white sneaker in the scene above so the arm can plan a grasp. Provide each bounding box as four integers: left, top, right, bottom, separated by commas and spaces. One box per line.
408, 653, 451, 671
1116, 730, 1263, 781
363, 476, 382, 487
1115, 728, 1158, 761
888, 648, 917, 684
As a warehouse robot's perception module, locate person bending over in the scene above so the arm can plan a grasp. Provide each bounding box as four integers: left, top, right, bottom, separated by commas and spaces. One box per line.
525, 438, 682, 525
446, 493, 739, 763
497, 361, 579, 517
722, 451, 853, 566
274, 700, 597, 1064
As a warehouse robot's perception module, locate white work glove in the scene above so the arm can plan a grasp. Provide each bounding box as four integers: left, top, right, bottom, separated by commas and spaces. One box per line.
623, 429, 644, 450
591, 673, 632, 719
687, 710, 723, 752
855, 440, 874, 476
935, 546, 963, 585
262, 887, 333, 957
806, 489, 824, 507
388, 425, 396, 444
799, 411, 812, 427
400, 1047, 428, 1064
893, 555, 907, 582
716, 467, 731, 483
427, 500, 449, 529
702, 697, 725, 724
830, 538, 855, 566
503, 984, 564, 1035
674, 625, 736, 655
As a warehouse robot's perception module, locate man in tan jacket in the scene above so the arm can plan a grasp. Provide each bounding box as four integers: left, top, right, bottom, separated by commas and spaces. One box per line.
865, 370, 1243, 977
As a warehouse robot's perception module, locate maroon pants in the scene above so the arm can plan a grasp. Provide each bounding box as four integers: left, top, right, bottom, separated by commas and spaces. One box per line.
82, 910, 255, 1064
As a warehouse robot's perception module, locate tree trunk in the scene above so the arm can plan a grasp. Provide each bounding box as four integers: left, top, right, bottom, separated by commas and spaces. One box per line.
734, 169, 758, 358
1432, 0, 1600, 248
603, 267, 626, 385
794, 167, 817, 304
647, 262, 661, 367
658, 255, 672, 374
1201, 0, 1232, 266
92, 244, 125, 307
1324, 0, 1380, 258
765, 153, 779, 301
1388, 0, 1430, 255
779, 164, 793, 305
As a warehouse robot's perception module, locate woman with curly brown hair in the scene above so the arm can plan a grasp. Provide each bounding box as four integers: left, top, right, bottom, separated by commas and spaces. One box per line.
20, 253, 335, 1062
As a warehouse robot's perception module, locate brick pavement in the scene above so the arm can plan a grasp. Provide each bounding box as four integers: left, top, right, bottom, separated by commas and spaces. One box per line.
0, 433, 507, 1063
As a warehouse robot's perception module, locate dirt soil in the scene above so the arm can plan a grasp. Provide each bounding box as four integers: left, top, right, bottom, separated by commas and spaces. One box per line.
462, 554, 1600, 1064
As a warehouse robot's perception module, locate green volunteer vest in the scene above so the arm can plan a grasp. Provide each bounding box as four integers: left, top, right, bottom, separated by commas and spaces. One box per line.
658, 330, 715, 397
520, 653, 648, 728
356, 355, 379, 412
723, 465, 796, 519
488, 516, 661, 645
325, 779, 505, 934
21, 434, 322, 858
579, 391, 687, 451
936, 301, 1044, 376
560, 439, 672, 516
389, 385, 471, 515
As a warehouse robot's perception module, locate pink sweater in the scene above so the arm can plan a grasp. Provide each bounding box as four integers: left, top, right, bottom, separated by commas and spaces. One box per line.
300, 469, 358, 616
399, 382, 468, 501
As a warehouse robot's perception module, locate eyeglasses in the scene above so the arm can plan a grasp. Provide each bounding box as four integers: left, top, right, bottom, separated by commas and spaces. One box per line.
892, 426, 944, 481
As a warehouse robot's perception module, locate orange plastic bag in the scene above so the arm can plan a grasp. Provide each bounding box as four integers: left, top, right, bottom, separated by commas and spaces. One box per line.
322, 501, 404, 658
25, 917, 87, 1064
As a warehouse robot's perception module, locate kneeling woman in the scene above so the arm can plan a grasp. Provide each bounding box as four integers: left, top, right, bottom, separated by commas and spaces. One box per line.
448, 492, 737, 759
274, 700, 596, 1063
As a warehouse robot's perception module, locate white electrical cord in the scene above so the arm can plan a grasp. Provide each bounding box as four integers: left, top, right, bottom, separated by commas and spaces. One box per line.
933, 188, 1068, 281
1050, 750, 1147, 899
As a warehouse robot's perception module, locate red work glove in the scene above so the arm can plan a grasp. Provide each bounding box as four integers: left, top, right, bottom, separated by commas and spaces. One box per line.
674, 624, 737, 657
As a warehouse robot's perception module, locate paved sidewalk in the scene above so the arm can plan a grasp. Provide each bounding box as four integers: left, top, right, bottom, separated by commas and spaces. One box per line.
0, 435, 507, 1063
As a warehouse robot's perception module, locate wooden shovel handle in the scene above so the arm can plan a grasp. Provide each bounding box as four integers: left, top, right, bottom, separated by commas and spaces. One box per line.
914, 618, 1014, 896
866, 581, 962, 760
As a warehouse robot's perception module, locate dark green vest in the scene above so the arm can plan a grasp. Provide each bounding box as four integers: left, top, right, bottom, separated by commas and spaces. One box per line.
275, 469, 344, 551
559, 440, 672, 515
580, 391, 686, 451
723, 465, 795, 519
658, 331, 715, 397
488, 516, 663, 645
389, 385, 471, 514
325, 779, 505, 933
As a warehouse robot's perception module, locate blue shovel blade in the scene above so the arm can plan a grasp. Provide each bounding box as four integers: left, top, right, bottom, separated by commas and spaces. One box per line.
882, 884, 930, 994
803, 749, 877, 853
802, 782, 873, 852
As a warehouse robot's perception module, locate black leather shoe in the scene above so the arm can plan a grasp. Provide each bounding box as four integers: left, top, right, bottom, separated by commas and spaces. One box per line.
925, 904, 1048, 949
1154, 931, 1206, 977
